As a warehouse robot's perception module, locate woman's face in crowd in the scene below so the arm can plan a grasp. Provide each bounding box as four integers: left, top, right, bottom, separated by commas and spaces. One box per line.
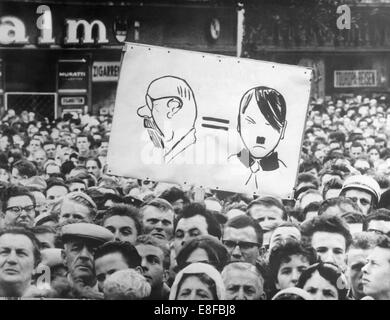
0, 168, 10, 182
369, 149, 380, 162
276, 254, 310, 290
177, 275, 214, 300
302, 270, 338, 300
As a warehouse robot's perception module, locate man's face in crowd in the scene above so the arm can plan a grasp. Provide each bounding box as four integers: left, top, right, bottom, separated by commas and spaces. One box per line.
43, 144, 56, 159
350, 146, 363, 159
248, 204, 284, 230
136, 244, 166, 292
46, 186, 68, 202
311, 231, 347, 271
142, 206, 174, 241
86, 160, 101, 179
276, 254, 310, 290
94, 252, 129, 292
62, 238, 98, 286
98, 142, 109, 157
223, 226, 259, 265
347, 247, 373, 299
0, 234, 36, 289
59, 200, 93, 224
362, 247, 390, 300
34, 150, 47, 166
69, 182, 86, 193
35, 232, 56, 250
10, 168, 24, 185
367, 220, 390, 236
224, 269, 264, 300
269, 226, 301, 251
174, 215, 209, 255
344, 189, 372, 216
103, 215, 138, 245
76, 137, 90, 152
3, 195, 35, 228
29, 139, 41, 152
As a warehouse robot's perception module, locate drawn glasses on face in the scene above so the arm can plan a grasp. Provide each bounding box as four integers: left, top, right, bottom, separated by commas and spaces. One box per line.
6, 205, 35, 215
223, 240, 261, 252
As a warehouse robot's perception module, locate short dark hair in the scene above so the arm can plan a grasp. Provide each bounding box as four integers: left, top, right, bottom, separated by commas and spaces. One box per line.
101, 204, 142, 235
140, 198, 174, 215
238, 86, 286, 133
136, 234, 170, 269
318, 197, 361, 216
247, 196, 286, 220
364, 208, 390, 231
175, 235, 229, 272
301, 214, 352, 250
175, 202, 221, 239
159, 187, 189, 206
225, 215, 263, 246
86, 157, 102, 169
322, 178, 343, 199
297, 262, 348, 300
0, 227, 41, 267
2, 184, 36, 213
268, 241, 317, 294
350, 232, 380, 250
94, 240, 141, 268
12, 159, 37, 178
46, 178, 69, 195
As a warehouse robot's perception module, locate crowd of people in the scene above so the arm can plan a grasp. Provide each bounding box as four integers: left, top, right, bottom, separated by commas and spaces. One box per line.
0, 94, 390, 300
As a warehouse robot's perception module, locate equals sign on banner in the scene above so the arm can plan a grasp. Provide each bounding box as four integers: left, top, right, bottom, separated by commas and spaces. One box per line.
201, 116, 230, 131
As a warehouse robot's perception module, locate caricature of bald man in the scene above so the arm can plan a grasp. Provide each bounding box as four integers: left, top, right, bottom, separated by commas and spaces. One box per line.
137, 76, 198, 163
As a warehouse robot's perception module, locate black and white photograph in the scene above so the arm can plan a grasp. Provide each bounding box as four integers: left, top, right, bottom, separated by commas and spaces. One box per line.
0, 0, 390, 302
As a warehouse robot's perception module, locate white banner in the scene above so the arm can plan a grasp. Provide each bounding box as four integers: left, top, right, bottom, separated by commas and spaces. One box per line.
107, 43, 312, 198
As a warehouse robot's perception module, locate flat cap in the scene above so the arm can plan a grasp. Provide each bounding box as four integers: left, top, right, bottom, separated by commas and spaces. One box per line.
61, 223, 114, 244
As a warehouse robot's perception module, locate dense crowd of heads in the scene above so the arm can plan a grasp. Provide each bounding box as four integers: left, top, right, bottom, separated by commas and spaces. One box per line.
1, 96, 390, 300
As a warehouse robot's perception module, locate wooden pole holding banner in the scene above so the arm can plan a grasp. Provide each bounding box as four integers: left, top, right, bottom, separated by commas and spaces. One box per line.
236, 1, 245, 58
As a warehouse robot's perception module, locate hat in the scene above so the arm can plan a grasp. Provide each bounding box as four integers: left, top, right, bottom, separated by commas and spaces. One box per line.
24, 176, 47, 191
341, 175, 381, 204
61, 223, 114, 244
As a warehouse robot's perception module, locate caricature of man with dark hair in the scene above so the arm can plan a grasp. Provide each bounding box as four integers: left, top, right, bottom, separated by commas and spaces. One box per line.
137, 76, 197, 163
230, 86, 287, 188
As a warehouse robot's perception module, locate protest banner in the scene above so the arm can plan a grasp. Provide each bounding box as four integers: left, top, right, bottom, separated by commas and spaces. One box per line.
107, 43, 312, 198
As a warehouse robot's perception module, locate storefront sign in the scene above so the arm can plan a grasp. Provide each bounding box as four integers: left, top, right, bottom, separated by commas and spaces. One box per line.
61, 96, 86, 105
334, 70, 377, 88
92, 62, 121, 82
57, 59, 88, 92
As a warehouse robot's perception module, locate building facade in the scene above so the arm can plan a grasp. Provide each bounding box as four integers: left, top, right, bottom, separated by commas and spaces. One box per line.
0, 0, 238, 119
242, 0, 390, 99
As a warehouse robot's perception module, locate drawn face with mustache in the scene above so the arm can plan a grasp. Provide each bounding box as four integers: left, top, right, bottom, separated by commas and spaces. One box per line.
238, 87, 286, 159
